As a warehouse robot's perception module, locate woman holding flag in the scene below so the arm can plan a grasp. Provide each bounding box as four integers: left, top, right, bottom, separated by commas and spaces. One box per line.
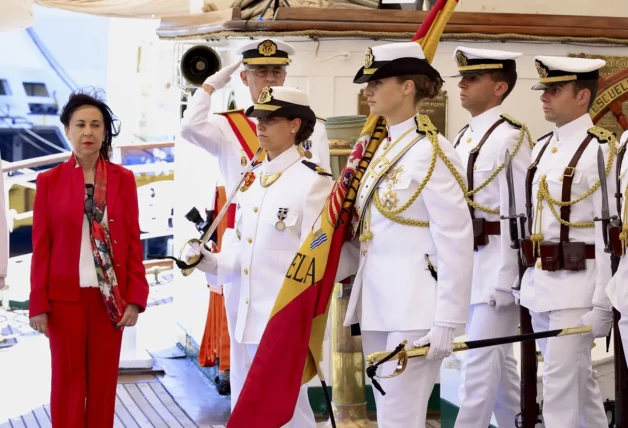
340, 40, 475, 427
186, 86, 334, 427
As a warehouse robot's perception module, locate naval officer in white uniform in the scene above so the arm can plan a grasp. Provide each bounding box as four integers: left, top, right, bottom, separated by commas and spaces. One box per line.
595, 129, 628, 369
187, 86, 334, 427
179, 38, 331, 409
338, 41, 474, 428
451, 47, 531, 428
520, 55, 616, 428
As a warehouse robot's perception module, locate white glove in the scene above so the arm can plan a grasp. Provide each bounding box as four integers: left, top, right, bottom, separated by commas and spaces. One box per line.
489, 289, 516, 311
579, 306, 613, 338
185, 242, 218, 274
512, 288, 521, 306
413, 326, 456, 360
203, 60, 242, 91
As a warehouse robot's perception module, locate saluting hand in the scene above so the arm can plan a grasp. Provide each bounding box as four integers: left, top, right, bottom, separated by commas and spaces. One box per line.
202, 60, 243, 93
29, 313, 49, 338
116, 304, 140, 328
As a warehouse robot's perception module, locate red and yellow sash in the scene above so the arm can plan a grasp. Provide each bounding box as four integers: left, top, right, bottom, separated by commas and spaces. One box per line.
217, 109, 266, 162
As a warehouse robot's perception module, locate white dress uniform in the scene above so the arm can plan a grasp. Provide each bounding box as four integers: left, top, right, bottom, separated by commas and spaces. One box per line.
340, 42, 474, 428
179, 38, 331, 409
606, 130, 628, 361
450, 47, 530, 428
520, 56, 615, 428
197, 87, 334, 427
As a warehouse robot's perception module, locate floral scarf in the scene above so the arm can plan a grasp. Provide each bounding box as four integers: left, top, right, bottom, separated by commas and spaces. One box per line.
85, 155, 126, 324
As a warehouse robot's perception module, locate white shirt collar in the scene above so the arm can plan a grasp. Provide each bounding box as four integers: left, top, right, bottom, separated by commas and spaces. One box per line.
468, 105, 504, 133
387, 116, 417, 142
554, 113, 593, 143
262, 144, 302, 175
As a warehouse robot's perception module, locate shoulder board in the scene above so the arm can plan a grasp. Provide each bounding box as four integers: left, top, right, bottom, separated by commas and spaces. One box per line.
215, 108, 245, 116
301, 160, 332, 177
316, 115, 327, 122
537, 131, 553, 143
587, 126, 616, 145
414, 114, 438, 135
500, 114, 523, 129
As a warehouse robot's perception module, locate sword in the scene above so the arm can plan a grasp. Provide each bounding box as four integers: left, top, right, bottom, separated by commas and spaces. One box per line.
147, 147, 265, 275
366, 326, 591, 372
593, 145, 615, 253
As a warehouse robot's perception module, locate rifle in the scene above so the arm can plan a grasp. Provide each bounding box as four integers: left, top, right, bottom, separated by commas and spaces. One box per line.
501, 150, 541, 427
594, 145, 628, 426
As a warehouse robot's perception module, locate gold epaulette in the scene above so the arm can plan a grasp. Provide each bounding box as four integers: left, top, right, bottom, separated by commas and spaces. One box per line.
316, 115, 327, 122
414, 114, 438, 136
500, 114, 523, 129
301, 160, 332, 177
588, 126, 616, 145
215, 108, 245, 116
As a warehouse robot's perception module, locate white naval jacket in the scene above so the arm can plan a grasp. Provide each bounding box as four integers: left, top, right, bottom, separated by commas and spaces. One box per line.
338, 116, 474, 332
180, 87, 331, 195
454, 106, 532, 305
202, 145, 334, 344
606, 130, 628, 314
520, 114, 617, 313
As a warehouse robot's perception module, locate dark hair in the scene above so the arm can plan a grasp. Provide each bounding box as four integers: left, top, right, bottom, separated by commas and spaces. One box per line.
395, 74, 444, 104
60, 88, 120, 161
572, 80, 600, 110
488, 69, 518, 101
286, 117, 315, 145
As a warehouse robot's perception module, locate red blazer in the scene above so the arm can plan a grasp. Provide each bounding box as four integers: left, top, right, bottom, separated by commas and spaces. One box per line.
29, 158, 149, 317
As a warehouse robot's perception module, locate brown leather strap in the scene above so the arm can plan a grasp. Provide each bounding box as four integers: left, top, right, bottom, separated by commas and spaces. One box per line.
453, 124, 470, 149
560, 135, 594, 243
486, 221, 501, 235
466, 118, 507, 218
616, 144, 626, 216
526, 137, 552, 234
585, 244, 596, 259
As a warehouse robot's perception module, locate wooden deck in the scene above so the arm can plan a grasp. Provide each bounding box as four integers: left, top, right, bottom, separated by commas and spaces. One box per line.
0, 369, 442, 427
0, 375, 198, 428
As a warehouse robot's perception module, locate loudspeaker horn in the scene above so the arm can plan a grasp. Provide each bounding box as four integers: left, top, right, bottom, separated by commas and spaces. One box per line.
180, 45, 222, 86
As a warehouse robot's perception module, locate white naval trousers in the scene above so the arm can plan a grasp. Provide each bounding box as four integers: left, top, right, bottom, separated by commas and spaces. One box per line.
361, 330, 441, 428
619, 313, 628, 370
222, 283, 250, 411
455, 303, 521, 428
245, 344, 316, 428
530, 308, 607, 428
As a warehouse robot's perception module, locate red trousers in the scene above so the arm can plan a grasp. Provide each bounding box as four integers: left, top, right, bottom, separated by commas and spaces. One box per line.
48, 288, 123, 428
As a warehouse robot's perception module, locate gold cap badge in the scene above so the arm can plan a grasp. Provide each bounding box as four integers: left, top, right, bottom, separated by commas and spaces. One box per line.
258, 40, 277, 57
456, 51, 468, 68
535, 60, 549, 78
258, 86, 272, 104
364, 47, 374, 69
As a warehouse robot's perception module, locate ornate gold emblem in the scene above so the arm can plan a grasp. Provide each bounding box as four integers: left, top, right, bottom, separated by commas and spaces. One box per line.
535, 60, 549, 78
381, 190, 399, 209
385, 166, 404, 185
364, 47, 374, 69
456, 51, 468, 68
240, 171, 256, 192
258, 86, 272, 104
258, 40, 277, 57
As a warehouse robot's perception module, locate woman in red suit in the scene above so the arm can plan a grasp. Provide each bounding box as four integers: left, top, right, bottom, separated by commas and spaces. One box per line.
28, 91, 150, 428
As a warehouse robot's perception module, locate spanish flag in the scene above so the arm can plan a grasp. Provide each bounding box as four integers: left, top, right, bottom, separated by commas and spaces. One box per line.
227, 2, 459, 426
